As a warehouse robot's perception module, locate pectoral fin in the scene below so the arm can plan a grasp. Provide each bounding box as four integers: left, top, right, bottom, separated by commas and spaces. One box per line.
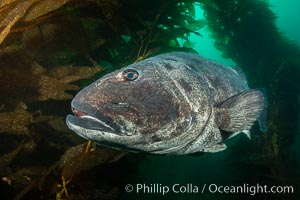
215, 90, 264, 132
202, 143, 227, 153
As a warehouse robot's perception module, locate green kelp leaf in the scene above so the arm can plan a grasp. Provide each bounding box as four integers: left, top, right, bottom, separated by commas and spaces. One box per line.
185, 19, 206, 31
108, 48, 119, 58
121, 35, 131, 43
168, 39, 180, 48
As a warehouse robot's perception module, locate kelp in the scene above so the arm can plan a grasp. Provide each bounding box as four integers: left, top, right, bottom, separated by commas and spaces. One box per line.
201, 0, 300, 197
0, 108, 48, 133
0, 0, 200, 199
0, 0, 70, 44
202, 0, 300, 158
5, 143, 127, 200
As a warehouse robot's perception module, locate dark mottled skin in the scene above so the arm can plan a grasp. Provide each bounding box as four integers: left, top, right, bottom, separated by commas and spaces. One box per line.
66, 52, 259, 155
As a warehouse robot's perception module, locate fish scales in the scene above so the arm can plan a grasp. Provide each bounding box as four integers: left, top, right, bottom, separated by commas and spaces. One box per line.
66, 52, 265, 155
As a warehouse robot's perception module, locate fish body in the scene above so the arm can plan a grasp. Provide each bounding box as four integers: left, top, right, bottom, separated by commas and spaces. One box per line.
66, 52, 264, 155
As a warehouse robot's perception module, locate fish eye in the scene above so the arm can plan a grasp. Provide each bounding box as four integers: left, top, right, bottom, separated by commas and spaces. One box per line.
123, 69, 139, 81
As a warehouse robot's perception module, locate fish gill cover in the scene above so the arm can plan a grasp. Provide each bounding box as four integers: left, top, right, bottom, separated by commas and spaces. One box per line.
0, 0, 299, 200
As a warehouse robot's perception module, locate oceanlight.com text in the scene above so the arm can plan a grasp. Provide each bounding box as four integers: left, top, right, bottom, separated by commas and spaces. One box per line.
124, 183, 294, 196
208, 183, 294, 195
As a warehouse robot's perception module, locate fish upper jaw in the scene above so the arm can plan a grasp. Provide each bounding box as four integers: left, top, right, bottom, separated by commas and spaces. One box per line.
72, 108, 86, 117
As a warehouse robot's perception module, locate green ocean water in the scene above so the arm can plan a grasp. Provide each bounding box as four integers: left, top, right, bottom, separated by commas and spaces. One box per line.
190, 0, 300, 65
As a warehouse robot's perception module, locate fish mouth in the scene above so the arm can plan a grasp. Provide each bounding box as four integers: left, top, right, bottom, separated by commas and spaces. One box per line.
66, 106, 122, 135
66, 106, 144, 152
66, 111, 144, 152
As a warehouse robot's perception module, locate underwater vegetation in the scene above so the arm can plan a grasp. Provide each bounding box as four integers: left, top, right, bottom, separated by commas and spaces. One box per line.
202, 0, 300, 198
0, 0, 203, 199
0, 0, 299, 199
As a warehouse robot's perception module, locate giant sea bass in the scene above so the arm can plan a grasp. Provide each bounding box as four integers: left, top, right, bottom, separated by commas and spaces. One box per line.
66, 52, 265, 155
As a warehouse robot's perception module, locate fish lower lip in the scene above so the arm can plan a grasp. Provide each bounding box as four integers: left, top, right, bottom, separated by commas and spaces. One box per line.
80, 115, 115, 131
66, 115, 117, 133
